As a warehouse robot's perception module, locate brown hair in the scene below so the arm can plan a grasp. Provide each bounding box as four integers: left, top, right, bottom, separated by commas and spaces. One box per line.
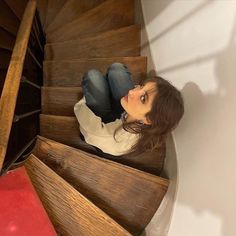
120, 76, 184, 154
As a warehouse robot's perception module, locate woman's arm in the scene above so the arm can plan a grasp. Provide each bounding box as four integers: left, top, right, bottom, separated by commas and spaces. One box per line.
74, 97, 138, 155
74, 97, 120, 137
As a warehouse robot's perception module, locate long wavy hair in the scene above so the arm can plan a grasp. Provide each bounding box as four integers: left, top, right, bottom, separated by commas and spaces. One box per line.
116, 76, 184, 155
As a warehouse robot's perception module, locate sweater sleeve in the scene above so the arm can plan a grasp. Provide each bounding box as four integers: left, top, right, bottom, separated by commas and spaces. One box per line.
74, 97, 139, 155
74, 97, 121, 137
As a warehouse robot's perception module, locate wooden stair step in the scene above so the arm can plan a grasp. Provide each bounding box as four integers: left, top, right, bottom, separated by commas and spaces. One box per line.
40, 114, 81, 148
42, 87, 82, 116
25, 154, 131, 236
43, 56, 147, 87
40, 114, 98, 155
0, 0, 19, 36
46, 0, 105, 34
45, 25, 140, 60
40, 114, 165, 175
47, 0, 134, 43
45, 0, 67, 29
33, 136, 169, 235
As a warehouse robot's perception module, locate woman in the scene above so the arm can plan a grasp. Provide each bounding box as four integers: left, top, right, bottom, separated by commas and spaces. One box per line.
74, 63, 184, 156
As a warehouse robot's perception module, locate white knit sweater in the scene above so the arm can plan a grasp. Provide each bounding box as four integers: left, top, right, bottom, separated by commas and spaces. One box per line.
74, 97, 139, 156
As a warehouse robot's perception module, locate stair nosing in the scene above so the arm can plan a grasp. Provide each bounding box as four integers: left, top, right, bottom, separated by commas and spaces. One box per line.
43, 56, 147, 64
36, 135, 169, 186
45, 24, 140, 46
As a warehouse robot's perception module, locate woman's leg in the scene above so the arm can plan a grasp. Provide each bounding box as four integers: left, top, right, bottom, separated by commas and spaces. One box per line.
106, 63, 135, 118
82, 69, 111, 119
107, 62, 134, 100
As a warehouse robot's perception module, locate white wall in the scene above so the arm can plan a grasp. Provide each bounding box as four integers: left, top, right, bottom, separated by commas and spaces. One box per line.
140, 1, 236, 236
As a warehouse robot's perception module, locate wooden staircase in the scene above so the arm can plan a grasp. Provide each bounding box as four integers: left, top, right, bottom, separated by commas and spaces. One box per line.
25, 154, 132, 236
22, 0, 169, 235
46, 0, 134, 42
32, 136, 168, 235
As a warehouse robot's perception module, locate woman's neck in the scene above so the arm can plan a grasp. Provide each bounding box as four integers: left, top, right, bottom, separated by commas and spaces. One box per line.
126, 114, 136, 123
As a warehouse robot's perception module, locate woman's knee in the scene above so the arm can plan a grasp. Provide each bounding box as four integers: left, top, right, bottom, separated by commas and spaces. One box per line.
107, 63, 131, 82
82, 69, 107, 92
107, 63, 134, 100
82, 69, 111, 113
109, 62, 126, 71
83, 69, 103, 84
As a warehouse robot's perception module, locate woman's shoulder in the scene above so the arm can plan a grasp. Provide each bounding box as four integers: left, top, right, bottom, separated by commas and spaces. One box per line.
114, 126, 140, 142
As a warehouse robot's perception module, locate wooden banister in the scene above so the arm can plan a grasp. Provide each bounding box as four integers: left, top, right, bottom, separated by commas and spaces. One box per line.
0, 0, 37, 171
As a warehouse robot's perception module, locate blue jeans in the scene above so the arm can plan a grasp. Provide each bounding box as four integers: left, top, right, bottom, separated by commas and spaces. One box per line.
82, 63, 134, 123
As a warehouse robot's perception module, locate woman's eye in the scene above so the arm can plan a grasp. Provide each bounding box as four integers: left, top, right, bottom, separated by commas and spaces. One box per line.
140, 94, 146, 104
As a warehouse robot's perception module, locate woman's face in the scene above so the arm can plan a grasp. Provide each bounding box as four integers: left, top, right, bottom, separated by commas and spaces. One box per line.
120, 82, 157, 124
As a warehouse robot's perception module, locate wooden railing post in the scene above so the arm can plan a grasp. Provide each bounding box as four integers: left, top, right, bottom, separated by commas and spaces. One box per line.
0, 0, 37, 171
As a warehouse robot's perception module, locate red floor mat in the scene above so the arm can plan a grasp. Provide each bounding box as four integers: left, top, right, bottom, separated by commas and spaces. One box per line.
0, 166, 56, 236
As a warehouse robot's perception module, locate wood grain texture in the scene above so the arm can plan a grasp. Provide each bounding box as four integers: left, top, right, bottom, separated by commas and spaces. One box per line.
0, 0, 36, 170
45, 25, 140, 60
41, 87, 83, 116
0, 0, 19, 36
40, 114, 106, 155
33, 136, 169, 235
43, 56, 147, 87
45, 0, 66, 28
47, 0, 134, 43
0, 27, 15, 50
40, 114, 165, 175
46, 0, 105, 33
40, 114, 82, 148
25, 154, 131, 236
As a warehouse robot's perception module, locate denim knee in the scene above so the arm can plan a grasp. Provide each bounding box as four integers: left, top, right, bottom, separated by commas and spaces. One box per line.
82, 69, 111, 116
83, 69, 103, 84
109, 62, 126, 71
82, 69, 109, 96
106, 63, 134, 100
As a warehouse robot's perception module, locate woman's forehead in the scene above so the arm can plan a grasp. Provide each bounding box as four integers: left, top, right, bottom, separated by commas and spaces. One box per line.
144, 81, 157, 94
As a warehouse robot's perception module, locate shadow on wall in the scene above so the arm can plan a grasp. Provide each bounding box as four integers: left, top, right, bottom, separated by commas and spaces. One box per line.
138, 0, 215, 73
137, 1, 236, 235
140, 0, 214, 53
135, 1, 179, 236
144, 40, 236, 236
153, 12, 236, 236
135, 0, 172, 26
175, 35, 236, 236
142, 133, 178, 236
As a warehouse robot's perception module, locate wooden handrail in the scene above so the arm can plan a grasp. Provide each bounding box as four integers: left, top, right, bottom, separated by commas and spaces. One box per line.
0, 0, 37, 171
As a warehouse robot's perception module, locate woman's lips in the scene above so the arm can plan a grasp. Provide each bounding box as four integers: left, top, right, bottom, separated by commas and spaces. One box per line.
124, 95, 128, 102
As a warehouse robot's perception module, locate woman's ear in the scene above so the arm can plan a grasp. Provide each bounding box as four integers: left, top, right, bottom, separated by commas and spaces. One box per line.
143, 117, 152, 125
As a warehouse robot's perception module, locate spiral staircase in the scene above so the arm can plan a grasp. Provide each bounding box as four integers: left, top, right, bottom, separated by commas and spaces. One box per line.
0, 1, 169, 235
